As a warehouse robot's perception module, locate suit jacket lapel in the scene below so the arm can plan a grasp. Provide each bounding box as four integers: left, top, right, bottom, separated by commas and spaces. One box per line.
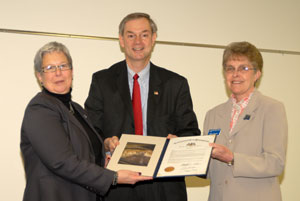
71, 103, 107, 165
230, 90, 260, 136
67, 104, 94, 144
72, 103, 105, 143
115, 61, 134, 122
217, 99, 232, 139
147, 64, 162, 133
43, 92, 89, 140
148, 64, 162, 106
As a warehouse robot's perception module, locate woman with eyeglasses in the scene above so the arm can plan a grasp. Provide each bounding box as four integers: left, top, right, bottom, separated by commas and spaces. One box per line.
20, 41, 151, 201
203, 41, 287, 201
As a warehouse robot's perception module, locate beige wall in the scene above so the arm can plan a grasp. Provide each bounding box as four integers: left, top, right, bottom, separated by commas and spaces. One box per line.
0, 0, 299, 200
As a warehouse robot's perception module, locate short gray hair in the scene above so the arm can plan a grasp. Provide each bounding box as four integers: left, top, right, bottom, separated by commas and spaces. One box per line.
34, 41, 73, 73
119, 12, 158, 35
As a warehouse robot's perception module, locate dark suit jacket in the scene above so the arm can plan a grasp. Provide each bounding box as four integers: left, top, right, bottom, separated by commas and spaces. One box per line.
21, 91, 115, 201
85, 60, 200, 201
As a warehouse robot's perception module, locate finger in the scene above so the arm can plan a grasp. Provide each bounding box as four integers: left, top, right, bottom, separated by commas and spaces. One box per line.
112, 136, 119, 142
106, 155, 111, 163
210, 143, 218, 147
136, 177, 152, 182
109, 144, 116, 153
167, 134, 177, 139
104, 137, 115, 150
130, 171, 141, 176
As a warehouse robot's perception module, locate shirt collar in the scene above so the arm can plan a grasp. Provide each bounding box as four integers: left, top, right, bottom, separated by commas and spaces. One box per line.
231, 91, 254, 108
127, 62, 150, 82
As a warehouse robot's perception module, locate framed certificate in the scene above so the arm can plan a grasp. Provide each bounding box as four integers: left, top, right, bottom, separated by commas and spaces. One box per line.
107, 134, 216, 177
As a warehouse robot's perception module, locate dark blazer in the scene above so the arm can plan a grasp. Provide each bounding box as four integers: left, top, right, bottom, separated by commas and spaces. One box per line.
21, 91, 115, 201
203, 90, 288, 201
85, 60, 200, 201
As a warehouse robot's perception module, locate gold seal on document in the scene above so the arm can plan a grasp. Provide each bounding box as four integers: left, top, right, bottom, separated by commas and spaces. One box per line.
164, 166, 175, 172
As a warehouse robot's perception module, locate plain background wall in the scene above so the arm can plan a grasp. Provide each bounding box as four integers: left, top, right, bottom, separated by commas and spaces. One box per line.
0, 0, 299, 200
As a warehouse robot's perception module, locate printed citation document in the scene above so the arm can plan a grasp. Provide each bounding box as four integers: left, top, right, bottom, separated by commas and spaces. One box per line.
107, 134, 216, 178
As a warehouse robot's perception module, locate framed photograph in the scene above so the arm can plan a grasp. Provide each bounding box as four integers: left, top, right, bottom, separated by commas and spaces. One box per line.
107, 134, 216, 177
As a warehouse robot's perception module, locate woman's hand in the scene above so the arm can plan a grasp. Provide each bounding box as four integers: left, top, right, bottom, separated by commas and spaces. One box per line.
117, 170, 152, 185
209, 143, 234, 164
104, 154, 111, 168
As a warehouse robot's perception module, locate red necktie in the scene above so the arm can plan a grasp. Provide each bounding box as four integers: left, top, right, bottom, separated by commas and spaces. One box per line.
132, 74, 143, 135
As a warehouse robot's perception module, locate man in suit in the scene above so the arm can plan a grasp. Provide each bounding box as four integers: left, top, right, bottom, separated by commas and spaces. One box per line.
85, 12, 200, 201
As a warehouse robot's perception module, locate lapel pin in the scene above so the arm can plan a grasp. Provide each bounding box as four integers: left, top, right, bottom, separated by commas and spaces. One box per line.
243, 114, 251, 120
154, 91, 159, 95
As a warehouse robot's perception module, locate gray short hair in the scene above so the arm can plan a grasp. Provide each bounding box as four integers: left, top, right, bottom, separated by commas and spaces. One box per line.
119, 12, 158, 35
34, 41, 73, 73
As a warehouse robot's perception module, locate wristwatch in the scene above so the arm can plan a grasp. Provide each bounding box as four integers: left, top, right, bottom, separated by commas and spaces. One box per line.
112, 172, 118, 186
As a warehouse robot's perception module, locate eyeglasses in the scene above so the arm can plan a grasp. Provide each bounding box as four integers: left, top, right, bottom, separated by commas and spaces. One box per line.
42, 63, 72, 73
224, 66, 256, 74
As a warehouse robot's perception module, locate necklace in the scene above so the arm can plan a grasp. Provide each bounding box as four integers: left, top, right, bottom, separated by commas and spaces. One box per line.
69, 102, 74, 114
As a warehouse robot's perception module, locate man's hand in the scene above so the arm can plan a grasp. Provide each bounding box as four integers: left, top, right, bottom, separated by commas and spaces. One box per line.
104, 136, 120, 153
167, 134, 178, 139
